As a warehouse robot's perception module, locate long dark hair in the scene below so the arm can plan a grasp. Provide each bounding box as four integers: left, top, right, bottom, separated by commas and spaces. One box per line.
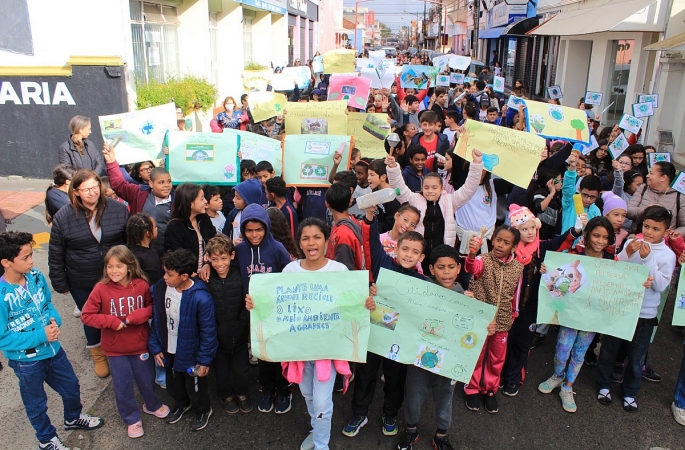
68, 169, 108, 226
130, 160, 155, 183
171, 183, 203, 222
45, 164, 76, 224
126, 213, 155, 247
266, 207, 301, 259
449, 153, 492, 200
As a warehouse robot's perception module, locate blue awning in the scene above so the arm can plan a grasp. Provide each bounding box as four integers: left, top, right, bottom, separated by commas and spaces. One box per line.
478, 27, 506, 39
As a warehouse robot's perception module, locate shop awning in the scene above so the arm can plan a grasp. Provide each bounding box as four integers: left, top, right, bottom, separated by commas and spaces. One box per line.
479, 27, 506, 39
644, 32, 685, 51
527, 0, 666, 36
502, 17, 539, 36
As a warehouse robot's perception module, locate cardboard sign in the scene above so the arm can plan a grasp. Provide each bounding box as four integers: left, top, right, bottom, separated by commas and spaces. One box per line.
284, 100, 348, 135
282, 134, 352, 186
436, 74, 451, 87
608, 133, 629, 159
249, 92, 287, 123
167, 131, 239, 185
547, 85, 563, 99
400, 65, 439, 89
672, 171, 685, 195
347, 112, 391, 159
618, 113, 644, 135
322, 49, 356, 74
450, 73, 465, 84
584, 91, 603, 106
523, 99, 591, 144
328, 75, 372, 109
637, 93, 659, 108
632, 102, 654, 118
648, 152, 671, 167
493, 76, 505, 93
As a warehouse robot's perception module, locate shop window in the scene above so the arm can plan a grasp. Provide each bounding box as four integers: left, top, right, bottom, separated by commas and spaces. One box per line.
505, 38, 516, 87
129, 1, 180, 84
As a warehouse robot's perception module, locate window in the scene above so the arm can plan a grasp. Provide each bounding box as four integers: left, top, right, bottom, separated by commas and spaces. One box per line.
130, 1, 180, 83
243, 10, 255, 63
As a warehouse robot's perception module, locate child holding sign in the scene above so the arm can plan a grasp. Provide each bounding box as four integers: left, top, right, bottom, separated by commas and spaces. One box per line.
246, 218, 376, 450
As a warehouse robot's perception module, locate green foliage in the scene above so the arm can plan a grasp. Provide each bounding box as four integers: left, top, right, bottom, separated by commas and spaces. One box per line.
135, 75, 218, 116
244, 60, 269, 70
570, 119, 585, 131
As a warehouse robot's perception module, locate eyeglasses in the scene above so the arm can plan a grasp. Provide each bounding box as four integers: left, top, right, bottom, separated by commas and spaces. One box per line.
581, 192, 598, 201
139, 166, 153, 172
553, 178, 561, 184
77, 186, 100, 194
398, 214, 417, 229
618, 161, 632, 167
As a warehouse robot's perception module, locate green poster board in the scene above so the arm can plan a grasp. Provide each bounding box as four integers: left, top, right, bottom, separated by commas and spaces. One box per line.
249, 271, 371, 362
369, 269, 497, 382
673, 268, 685, 326
282, 134, 352, 187
221, 129, 283, 176
167, 131, 239, 185
537, 252, 650, 340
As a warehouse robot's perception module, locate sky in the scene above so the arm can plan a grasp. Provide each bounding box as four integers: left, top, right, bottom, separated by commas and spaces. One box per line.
342, 0, 434, 33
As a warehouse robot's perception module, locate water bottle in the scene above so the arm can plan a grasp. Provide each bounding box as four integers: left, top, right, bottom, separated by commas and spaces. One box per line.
187, 366, 199, 377
356, 188, 401, 210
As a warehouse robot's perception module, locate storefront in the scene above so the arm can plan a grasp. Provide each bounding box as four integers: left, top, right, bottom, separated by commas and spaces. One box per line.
287, 0, 319, 65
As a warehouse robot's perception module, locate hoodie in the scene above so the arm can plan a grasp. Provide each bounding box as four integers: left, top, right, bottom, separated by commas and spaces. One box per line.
227, 178, 264, 240
235, 204, 292, 290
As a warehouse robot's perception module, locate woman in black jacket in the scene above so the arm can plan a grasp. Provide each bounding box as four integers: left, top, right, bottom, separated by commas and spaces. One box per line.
58, 115, 105, 175
48, 169, 129, 377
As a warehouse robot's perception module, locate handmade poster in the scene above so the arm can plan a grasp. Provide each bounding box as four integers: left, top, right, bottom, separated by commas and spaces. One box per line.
648, 152, 670, 167
282, 134, 352, 186
493, 76, 505, 93
671, 172, 685, 195
547, 85, 563, 99
450, 73, 465, 84
369, 269, 496, 382
368, 49, 386, 63
400, 65, 439, 89
574, 135, 599, 156
638, 93, 659, 108
436, 74, 451, 87
464, 76, 476, 84
449, 55, 471, 70
249, 271, 371, 362
312, 55, 324, 73
249, 91, 287, 123
242, 69, 273, 92
507, 94, 525, 110
608, 132, 629, 159
221, 129, 283, 176
283, 66, 313, 89
523, 99, 591, 144
356, 58, 373, 70
360, 67, 395, 89
618, 113, 644, 135
632, 101, 654, 118
432, 55, 452, 73
167, 131, 239, 185
99, 103, 176, 165
323, 49, 356, 74
454, 119, 545, 189
674, 262, 685, 326
328, 75, 372, 109
284, 100, 348, 135
584, 91, 603, 105
537, 252, 650, 341
270, 73, 298, 91
347, 112, 391, 159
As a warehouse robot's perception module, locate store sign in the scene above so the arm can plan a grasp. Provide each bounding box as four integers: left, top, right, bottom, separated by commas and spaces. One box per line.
289, 0, 307, 14
0, 81, 75, 105
236, 0, 287, 14
491, 2, 527, 27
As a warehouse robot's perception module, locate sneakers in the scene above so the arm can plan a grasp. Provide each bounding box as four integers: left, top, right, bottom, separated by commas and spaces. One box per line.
611, 363, 625, 383
38, 436, 70, 450
342, 414, 368, 437
530, 333, 545, 349
165, 404, 192, 424
248, 344, 258, 365
672, 402, 685, 426
642, 365, 662, 382
64, 413, 104, 430
274, 392, 292, 414
397, 429, 420, 450
190, 408, 212, 431
584, 349, 598, 366
300, 432, 315, 450
258, 393, 275, 413
143, 404, 170, 418
382, 414, 399, 436
72, 306, 81, 318
465, 393, 480, 411
432, 435, 455, 450
238, 395, 254, 413
483, 391, 498, 414
559, 385, 577, 413
502, 382, 519, 397
127, 421, 144, 439
538, 374, 564, 394
221, 397, 240, 414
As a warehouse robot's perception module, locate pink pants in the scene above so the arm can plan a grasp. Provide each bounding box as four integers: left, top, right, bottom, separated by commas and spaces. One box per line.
464, 331, 508, 395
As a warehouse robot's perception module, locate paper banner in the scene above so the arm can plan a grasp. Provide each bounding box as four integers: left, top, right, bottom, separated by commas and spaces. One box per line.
450, 73, 465, 84
523, 99, 591, 144
328, 75, 372, 109
221, 129, 283, 176
648, 152, 670, 167
249, 271, 371, 362
283, 66, 313, 90
99, 103, 176, 165
347, 112, 391, 159
432, 55, 453, 73
454, 120, 545, 189
400, 65, 439, 89
312, 55, 324, 73
493, 76, 505, 93
608, 133, 629, 159
369, 268, 496, 382
632, 102, 654, 118
360, 67, 396, 89
449, 55, 471, 70
284, 100, 348, 135
270, 73, 298, 91
618, 113, 644, 134
282, 134, 352, 186
507, 94, 525, 110
436, 74, 451, 87
242, 69, 273, 92
575, 135, 599, 156
249, 92, 287, 123
356, 58, 373, 70
672, 172, 685, 195
537, 252, 650, 340
584, 91, 603, 105
638, 93, 659, 108
323, 49, 356, 74
547, 85, 563, 99
167, 131, 239, 185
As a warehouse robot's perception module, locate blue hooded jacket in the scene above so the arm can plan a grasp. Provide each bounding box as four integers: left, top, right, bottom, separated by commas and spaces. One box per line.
235, 204, 292, 290
227, 178, 264, 239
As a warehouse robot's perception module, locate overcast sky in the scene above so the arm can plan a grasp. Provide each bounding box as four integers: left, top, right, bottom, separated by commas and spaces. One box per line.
342, 0, 433, 32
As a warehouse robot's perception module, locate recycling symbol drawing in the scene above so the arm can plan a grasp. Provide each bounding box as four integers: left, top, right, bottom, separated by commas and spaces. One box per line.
314, 165, 327, 177
302, 165, 314, 176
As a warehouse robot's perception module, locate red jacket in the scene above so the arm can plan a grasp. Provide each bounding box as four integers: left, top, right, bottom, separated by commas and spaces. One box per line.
105, 161, 150, 214
81, 278, 153, 356
325, 217, 372, 280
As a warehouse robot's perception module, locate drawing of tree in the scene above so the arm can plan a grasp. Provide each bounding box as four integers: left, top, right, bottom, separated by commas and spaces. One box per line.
336, 290, 367, 361
570, 119, 586, 141
251, 294, 275, 361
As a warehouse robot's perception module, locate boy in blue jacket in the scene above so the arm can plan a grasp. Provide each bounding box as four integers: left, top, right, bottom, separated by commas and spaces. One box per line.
227, 177, 264, 243
560, 153, 601, 233
0, 232, 104, 450
149, 249, 218, 432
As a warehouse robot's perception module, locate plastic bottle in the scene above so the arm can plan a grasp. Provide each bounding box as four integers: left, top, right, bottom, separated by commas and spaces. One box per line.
356, 188, 401, 210
187, 366, 199, 377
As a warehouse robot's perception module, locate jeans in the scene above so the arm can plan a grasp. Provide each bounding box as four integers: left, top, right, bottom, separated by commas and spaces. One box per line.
8, 347, 82, 443
351, 352, 406, 417
404, 365, 455, 431
553, 326, 595, 384
299, 361, 336, 450
109, 353, 163, 425
165, 353, 210, 414
70, 286, 101, 347
213, 345, 250, 398
674, 341, 685, 409
597, 320, 654, 398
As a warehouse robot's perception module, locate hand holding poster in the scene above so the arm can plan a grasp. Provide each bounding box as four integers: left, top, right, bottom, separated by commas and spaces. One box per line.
608, 132, 629, 159
369, 269, 496, 382
323, 49, 356, 74
618, 113, 644, 135
221, 129, 283, 176
249, 91, 287, 123
537, 252, 650, 340
249, 271, 371, 362
328, 75, 372, 108
283, 134, 352, 186
347, 112, 391, 159
523, 99, 591, 144
99, 103, 176, 165
454, 120, 546, 188
284, 100, 348, 135
167, 131, 239, 185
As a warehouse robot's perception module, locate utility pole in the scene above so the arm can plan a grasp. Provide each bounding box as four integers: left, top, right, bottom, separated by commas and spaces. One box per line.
423, 0, 427, 50
472, 0, 479, 58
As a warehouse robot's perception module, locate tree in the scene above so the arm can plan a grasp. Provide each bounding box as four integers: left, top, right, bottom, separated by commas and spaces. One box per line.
336, 290, 368, 361
251, 293, 275, 361
379, 22, 393, 39
570, 119, 586, 141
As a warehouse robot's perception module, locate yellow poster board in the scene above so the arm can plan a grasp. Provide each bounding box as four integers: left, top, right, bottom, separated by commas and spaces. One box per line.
249, 92, 287, 123
242, 69, 273, 92
284, 100, 348, 135
455, 120, 545, 189
347, 112, 391, 159
322, 49, 356, 74
524, 99, 591, 144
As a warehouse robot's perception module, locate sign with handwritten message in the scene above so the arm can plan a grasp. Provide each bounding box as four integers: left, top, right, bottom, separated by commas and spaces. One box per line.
167, 131, 239, 185
369, 269, 496, 382
347, 112, 391, 159
242, 69, 273, 92
537, 252, 650, 340
323, 49, 356, 74
282, 134, 352, 186
221, 129, 283, 176
99, 103, 176, 165
249, 271, 370, 362
524, 99, 591, 144
454, 120, 545, 189
285, 100, 348, 135
328, 75, 372, 109
249, 92, 287, 123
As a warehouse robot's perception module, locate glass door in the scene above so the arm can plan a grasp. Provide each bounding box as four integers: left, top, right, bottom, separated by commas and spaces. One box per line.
605, 39, 633, 124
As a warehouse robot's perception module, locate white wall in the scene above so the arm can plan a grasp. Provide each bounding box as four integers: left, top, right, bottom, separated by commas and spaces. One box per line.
216, 0, 245, 101
558, 39, 592, 106
177, 0, 212, 79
